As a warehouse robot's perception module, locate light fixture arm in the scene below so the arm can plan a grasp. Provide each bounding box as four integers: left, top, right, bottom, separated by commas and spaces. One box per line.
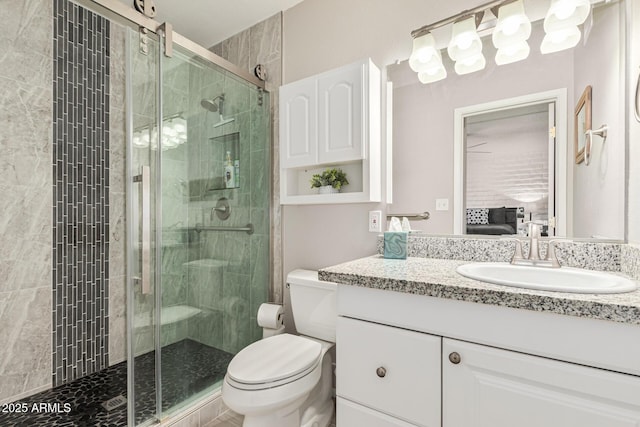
411, 0, 507, 38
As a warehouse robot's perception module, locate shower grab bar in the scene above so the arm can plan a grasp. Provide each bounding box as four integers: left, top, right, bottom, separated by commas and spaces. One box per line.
133, 166, 152, 295
194, 223, 254, 235
386, 211, 431, 221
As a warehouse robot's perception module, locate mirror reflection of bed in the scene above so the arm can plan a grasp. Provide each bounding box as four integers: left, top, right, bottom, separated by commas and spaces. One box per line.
464, 103, 553, 236
465, 207, 527, 236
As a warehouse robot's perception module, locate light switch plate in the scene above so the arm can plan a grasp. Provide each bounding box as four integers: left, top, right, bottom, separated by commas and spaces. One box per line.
369, 210, 382, 232
436, 199, 449, 211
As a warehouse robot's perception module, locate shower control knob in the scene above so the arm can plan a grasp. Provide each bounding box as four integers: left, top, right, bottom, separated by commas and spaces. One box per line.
449, 352, 461, 364
254, 64, 267, 81
376, 367, 387, 378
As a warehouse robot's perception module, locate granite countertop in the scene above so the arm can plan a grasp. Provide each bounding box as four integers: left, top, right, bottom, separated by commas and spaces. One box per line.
318, 255, 640, 325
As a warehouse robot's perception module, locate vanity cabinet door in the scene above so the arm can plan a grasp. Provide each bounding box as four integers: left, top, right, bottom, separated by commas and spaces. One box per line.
279, 78, 318, 168
337, 397, 419, 427
443, 338, 640, 427
337, 317, 441, 427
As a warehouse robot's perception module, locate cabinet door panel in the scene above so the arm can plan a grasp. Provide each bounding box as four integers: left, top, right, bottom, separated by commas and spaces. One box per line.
318, 63, 364, 164
280, 79, 317, 168
337, 398, 419, 427
443, 338, 640, 427
337, 317, 441, 427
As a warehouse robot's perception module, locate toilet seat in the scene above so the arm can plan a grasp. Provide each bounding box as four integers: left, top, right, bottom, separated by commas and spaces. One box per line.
226, 334, 322, 391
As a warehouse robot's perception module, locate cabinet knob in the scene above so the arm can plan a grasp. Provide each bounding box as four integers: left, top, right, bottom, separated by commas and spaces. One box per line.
376, 367, 387, 378
449, 352, 461, 364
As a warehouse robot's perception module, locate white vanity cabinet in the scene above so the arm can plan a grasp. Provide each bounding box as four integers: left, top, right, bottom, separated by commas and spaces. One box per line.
335, 285, 640, 427
336, 317, 441, 427
279, 59, 381, 204
443, 339, 640, 427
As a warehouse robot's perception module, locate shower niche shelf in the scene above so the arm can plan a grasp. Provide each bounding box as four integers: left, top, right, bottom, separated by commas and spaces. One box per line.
189, 133, 241, 200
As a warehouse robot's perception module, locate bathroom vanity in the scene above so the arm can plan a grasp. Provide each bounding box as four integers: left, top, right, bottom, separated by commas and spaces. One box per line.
320, 256, 640, 427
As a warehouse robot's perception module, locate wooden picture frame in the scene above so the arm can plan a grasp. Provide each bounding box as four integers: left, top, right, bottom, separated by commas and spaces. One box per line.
574, 85, 592, 164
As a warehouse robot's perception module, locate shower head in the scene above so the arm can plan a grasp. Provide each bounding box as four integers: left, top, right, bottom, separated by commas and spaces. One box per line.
200, 99, 218, 112
200, 94, 225, 113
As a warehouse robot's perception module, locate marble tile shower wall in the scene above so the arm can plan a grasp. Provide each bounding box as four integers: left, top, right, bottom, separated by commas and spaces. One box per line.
52, 0, 111, 387
185, 63, 270, 354
159, 59, 192, 348
0, 0, 53, 404
211, 13, 283, 306
108, 21, 127, 367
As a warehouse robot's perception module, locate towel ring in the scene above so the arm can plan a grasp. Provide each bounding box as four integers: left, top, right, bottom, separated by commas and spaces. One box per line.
635, 68, 640, 123
584, 125, 608, 166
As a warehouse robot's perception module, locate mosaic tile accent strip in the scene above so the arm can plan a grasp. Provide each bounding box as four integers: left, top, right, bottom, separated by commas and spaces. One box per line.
52, 0, 111, 386
376, 235, 622, 272
0, 340, 233, 427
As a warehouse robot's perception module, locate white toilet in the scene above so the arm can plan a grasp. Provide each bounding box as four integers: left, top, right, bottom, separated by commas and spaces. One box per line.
221, 269, 337, 427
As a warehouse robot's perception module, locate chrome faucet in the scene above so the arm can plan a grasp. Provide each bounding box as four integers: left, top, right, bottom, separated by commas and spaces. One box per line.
507, 222, 561, 268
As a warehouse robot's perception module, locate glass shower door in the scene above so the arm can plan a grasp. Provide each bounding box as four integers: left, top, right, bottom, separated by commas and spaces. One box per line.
157, 40, 271, 417
127, 27, 271, 425
127, 30, 161, 426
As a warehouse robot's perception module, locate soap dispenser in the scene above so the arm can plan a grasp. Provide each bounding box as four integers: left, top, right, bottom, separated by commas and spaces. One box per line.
225, 151, 235, 188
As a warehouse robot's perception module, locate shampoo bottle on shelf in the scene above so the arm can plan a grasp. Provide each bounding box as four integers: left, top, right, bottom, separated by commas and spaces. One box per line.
234, 159, 240, 187
225, 151, 235, 188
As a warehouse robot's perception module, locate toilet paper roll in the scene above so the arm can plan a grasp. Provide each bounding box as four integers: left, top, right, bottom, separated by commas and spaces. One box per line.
257, 303, 284, 329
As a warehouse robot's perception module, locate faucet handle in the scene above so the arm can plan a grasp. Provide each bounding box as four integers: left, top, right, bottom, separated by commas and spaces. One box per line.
545, 239, 563, 268
501, 237, 524, 264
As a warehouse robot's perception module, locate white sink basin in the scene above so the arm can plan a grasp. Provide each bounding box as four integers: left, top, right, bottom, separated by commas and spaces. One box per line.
456, 262, 637, 294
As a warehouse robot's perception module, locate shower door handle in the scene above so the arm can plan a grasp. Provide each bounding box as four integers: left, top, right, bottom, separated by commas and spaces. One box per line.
135, 165, 152, 295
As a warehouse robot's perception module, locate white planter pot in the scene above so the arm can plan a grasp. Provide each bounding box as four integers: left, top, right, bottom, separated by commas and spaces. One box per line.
318, 185, 339, 194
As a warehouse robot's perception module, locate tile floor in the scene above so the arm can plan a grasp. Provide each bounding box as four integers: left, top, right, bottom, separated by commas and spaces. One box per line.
206, 406, 337, 427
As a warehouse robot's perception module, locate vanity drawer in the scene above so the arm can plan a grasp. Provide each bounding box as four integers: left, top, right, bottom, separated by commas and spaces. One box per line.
336, 316, 441, 427
337, 397, 419, 427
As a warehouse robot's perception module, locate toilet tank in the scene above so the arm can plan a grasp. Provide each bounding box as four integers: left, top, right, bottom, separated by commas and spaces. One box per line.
288, 269, 337, 343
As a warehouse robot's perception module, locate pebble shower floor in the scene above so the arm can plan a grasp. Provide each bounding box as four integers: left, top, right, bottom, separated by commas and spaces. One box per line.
0, 340, 233, 426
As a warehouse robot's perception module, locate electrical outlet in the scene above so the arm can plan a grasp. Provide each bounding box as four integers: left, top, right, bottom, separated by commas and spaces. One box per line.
369, 210, 382, 233
436, 198, 449, 211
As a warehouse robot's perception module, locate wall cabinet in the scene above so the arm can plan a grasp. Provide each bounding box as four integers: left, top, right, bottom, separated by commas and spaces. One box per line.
336, 287, 640, 427
279, 59, 381, 204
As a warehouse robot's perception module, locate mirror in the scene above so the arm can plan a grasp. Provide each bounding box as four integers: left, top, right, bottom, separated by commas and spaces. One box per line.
388, 0, 626, 240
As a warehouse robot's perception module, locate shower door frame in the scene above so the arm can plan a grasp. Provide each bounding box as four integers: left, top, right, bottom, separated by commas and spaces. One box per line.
86, 0, 265, 90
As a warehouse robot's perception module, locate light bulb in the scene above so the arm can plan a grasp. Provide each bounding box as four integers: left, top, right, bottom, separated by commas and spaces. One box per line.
456, 32, 474, 50
554, 0, 576, 20
501, 16, 522, 36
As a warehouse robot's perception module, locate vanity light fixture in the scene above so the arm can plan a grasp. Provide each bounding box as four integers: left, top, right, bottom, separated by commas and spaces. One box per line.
409, 32, 442, 73
448, 16, 482, 58
492, 0, 531, 65
417, 50, 447, 83
541, 0, 591, 54
544, 0, 591, 32
408, 0, 593, 84
540, 26, 582, 54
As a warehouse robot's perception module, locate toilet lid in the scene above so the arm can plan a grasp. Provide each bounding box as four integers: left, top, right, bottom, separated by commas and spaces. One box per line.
227, 334, 322, 385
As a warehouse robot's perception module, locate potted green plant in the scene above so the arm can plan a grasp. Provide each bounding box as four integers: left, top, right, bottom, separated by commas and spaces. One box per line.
310, 168, 349, 194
